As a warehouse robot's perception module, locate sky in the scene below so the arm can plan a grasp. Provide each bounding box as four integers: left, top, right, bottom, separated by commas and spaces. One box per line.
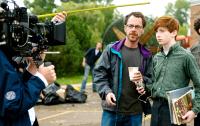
10, 0, 177, 17
112, 0, 177, 17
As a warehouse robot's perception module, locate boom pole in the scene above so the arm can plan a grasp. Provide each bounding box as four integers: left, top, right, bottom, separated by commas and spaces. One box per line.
37, 1, 150, 19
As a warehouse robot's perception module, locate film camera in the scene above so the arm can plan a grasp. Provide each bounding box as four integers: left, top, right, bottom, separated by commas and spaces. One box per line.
0, 1, 66, 61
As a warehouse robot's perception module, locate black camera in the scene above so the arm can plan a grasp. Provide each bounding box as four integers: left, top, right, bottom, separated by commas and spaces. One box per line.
0, 1, 66, 58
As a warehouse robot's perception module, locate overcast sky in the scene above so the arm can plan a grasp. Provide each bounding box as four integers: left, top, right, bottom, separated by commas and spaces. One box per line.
11, 0, 178, 17
112, 0, 178, 17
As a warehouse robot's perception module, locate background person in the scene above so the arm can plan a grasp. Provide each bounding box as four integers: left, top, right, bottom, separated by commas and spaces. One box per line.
93, 12, 152, 126
190, 17, 200, 126
80, 42, 102, 93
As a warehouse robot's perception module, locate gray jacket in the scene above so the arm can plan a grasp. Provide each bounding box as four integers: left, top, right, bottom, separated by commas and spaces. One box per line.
93, 39, 152, 112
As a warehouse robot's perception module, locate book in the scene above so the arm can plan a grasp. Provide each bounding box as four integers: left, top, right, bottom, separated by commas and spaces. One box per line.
172, 90, 193, 125
166, 86, 193, 125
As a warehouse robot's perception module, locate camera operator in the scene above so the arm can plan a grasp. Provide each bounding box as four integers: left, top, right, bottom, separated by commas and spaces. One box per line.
0, 12, 66, 126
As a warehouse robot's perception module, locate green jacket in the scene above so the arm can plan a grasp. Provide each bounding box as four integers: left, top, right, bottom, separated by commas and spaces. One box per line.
148, 43, 200, 114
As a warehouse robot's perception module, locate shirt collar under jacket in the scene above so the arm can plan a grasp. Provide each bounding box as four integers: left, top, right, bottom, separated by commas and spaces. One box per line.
160, 42, 180, 56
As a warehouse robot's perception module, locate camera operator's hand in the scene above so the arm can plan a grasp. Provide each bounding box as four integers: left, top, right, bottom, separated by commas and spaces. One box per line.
38, 64, 57, 84
40, 50, 47, 61
26, 57, 37, 75
51, 12, 67, 23
26, 50, 47, 75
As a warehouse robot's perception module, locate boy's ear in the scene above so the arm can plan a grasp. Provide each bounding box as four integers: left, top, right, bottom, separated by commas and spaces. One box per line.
172, 30, 178, 37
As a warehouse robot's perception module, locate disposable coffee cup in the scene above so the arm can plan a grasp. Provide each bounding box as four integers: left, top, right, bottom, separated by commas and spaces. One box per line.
128, 67, 139, 81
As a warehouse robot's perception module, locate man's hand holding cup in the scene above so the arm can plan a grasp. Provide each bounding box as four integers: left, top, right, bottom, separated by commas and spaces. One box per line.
128, 67, 145, 94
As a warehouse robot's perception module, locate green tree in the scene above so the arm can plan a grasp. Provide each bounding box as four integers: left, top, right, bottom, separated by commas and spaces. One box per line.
23, 0, 116, 76
24, 0, 57, 15
102, 15, 158, 54
25, 1, 116, 76
165, 0, 190, 26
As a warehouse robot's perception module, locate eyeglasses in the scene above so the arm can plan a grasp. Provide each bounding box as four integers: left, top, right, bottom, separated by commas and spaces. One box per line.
126, 24, 143, 30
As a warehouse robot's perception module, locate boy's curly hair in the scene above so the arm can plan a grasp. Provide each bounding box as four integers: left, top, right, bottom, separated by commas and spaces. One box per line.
194, 18, 200, 35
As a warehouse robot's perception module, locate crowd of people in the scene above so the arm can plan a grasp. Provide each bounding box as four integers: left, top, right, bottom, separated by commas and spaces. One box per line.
1, 4, 200, 126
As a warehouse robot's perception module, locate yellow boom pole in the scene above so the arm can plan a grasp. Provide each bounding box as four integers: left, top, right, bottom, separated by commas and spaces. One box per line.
37, 1, 150, 19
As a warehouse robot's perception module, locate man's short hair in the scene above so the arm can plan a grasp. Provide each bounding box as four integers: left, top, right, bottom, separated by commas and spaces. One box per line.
124, 12, 146, 28
153, 16, 179, 33
194, 18, 200, 35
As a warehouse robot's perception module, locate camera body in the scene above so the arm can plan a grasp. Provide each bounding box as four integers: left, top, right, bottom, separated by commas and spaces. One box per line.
0, 1, 66, 58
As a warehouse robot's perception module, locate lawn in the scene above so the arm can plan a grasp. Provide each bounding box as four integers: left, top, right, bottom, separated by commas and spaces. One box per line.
56, 74, 92, 85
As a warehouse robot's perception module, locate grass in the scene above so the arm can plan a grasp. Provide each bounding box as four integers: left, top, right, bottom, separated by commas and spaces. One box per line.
56, 74, 92, 85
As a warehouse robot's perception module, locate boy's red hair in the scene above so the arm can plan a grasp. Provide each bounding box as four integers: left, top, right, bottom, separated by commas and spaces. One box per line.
154, 16, 179, 33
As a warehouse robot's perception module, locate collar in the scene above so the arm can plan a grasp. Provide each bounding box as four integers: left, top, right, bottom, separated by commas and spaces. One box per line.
160, 43, 180, 56
111, 39, 151, 58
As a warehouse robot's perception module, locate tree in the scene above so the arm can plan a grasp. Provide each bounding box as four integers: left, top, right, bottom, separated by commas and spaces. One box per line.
23, 0, 57, 15
102, 15, 158, 54
23, 0, 118, 76
165, 0, 190, 26
24, 1, 115, 76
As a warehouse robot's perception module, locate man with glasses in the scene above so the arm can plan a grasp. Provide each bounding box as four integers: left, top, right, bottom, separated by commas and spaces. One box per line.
93, 12, 152, 126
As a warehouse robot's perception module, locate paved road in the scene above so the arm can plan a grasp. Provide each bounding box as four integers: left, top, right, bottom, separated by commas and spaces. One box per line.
35, 85, 102, 126
35, 84, 193, 126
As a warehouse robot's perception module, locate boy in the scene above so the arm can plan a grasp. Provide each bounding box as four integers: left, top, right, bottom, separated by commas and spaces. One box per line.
137, 16, 200, 126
